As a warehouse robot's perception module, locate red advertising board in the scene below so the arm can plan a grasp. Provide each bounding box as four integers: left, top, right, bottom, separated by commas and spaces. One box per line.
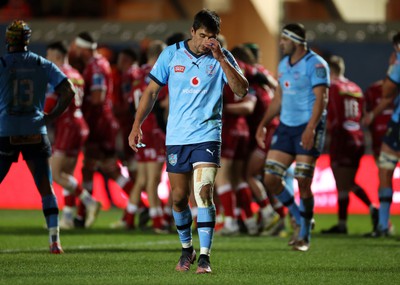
0, 154, 399, 214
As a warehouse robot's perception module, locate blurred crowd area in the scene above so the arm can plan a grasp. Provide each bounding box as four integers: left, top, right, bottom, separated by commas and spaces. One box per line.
0, 0, 108, 19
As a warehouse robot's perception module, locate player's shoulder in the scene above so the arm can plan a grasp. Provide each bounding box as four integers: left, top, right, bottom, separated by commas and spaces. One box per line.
305, 50, 328, 67
164, 41, 185, 55
64, 64, 83, 80
25, 51, 52, 66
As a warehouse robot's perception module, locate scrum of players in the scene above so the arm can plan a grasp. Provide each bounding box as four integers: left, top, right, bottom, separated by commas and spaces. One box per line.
4, 19, 399, 253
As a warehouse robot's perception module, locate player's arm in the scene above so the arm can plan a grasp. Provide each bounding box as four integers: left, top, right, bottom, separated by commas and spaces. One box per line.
255, 85, 282, 149
129, 79, 162, 151
224, 95, 257, 116
44, 78, 75, 123
204, 38, 249, 97
301, 85, 329, 150
364, 78, 398, 126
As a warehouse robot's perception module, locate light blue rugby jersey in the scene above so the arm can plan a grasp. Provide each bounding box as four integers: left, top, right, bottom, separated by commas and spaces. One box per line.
278, 49, 330, 126
150, 40, 242, 145
387, 51, 400, 123
0, 51, 66, 136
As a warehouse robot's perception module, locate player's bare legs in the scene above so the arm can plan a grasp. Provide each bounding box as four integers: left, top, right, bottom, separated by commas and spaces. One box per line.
231, 159, 258, 235
26, 158, 63, 254
51, 153, 100, 229
376, 143, 399, 235
291, 155, 316, 251
246, 149, 284, 234
264, 150, 301, 246
169, 172, 196, 272
215, 158, 238, 235
146, 161, 166, 232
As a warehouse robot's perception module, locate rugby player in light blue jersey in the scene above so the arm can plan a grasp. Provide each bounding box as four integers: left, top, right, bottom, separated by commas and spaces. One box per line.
129, 9, 248, 274
256, 23, 330, 252
363, 32, 400, 237
0, 20, 75, 254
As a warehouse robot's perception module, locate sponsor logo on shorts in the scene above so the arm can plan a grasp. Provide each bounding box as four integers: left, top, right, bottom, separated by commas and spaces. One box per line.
206, 149, 215, 156
168, 153, 178, 166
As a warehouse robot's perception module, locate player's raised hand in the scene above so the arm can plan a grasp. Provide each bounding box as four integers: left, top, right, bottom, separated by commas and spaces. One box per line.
204, 38, 224, 62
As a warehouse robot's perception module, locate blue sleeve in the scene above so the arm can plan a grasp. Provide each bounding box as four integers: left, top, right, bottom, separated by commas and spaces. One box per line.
308, 56, 330, 88
149, 47, 173, 86
48, 61, 67, 89
387, 61, 400, 86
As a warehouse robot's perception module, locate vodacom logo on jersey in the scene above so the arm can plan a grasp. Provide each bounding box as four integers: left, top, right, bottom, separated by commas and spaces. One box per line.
182, 76, 207, 94
190, 76, 201, 87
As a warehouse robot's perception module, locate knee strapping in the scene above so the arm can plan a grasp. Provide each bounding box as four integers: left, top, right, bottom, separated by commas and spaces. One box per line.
378, 151, 398, 170
193, 167, 217, 207
294, 162, 315, 179
264, 159, 287, 179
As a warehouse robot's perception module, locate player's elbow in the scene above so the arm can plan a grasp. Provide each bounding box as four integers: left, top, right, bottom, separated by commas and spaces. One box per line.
236, 82, 249, 98
238, 88, 248, 98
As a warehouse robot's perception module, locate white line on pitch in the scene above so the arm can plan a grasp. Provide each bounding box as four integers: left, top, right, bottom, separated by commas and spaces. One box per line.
0, 240, 177, 254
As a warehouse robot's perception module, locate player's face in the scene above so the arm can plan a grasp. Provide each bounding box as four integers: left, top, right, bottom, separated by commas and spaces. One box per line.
46, 49, 57, 63
117, 53, 130, 71
279, 36, 296, 56
70, 41, 83, 58
190, 27, 217, 55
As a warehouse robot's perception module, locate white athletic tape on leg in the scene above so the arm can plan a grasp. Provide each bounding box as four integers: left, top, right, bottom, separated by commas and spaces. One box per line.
193, 167, 217, 208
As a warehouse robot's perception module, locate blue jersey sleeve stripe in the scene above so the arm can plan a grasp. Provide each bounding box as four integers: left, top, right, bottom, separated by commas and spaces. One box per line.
312, 83, 330, 89
149, 73, 166, 87
53, 78, 68, 90
304, 53, 314, 61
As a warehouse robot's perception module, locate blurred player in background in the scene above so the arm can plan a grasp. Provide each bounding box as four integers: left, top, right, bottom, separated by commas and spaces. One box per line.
242, 42, 288, 235
72, 32, 134, 227
256, 23, 330, 251
0, 20, 75, 253
215, 45, 258, 236
112, 40, 168, 232
364, 80, 395, 160
321, 55, 378, 235
45, 41, 101, 229
114, 48, 140, 178
363, 32, 400, 237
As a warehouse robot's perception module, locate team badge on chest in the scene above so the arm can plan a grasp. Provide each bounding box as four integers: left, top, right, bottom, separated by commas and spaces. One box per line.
206, 65, 215, 76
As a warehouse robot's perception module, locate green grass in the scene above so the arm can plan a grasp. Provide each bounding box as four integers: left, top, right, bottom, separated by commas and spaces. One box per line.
0, 209, 399, 285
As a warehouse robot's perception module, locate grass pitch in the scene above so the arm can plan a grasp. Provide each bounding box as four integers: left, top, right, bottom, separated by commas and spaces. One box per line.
0, 209, 399, 285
